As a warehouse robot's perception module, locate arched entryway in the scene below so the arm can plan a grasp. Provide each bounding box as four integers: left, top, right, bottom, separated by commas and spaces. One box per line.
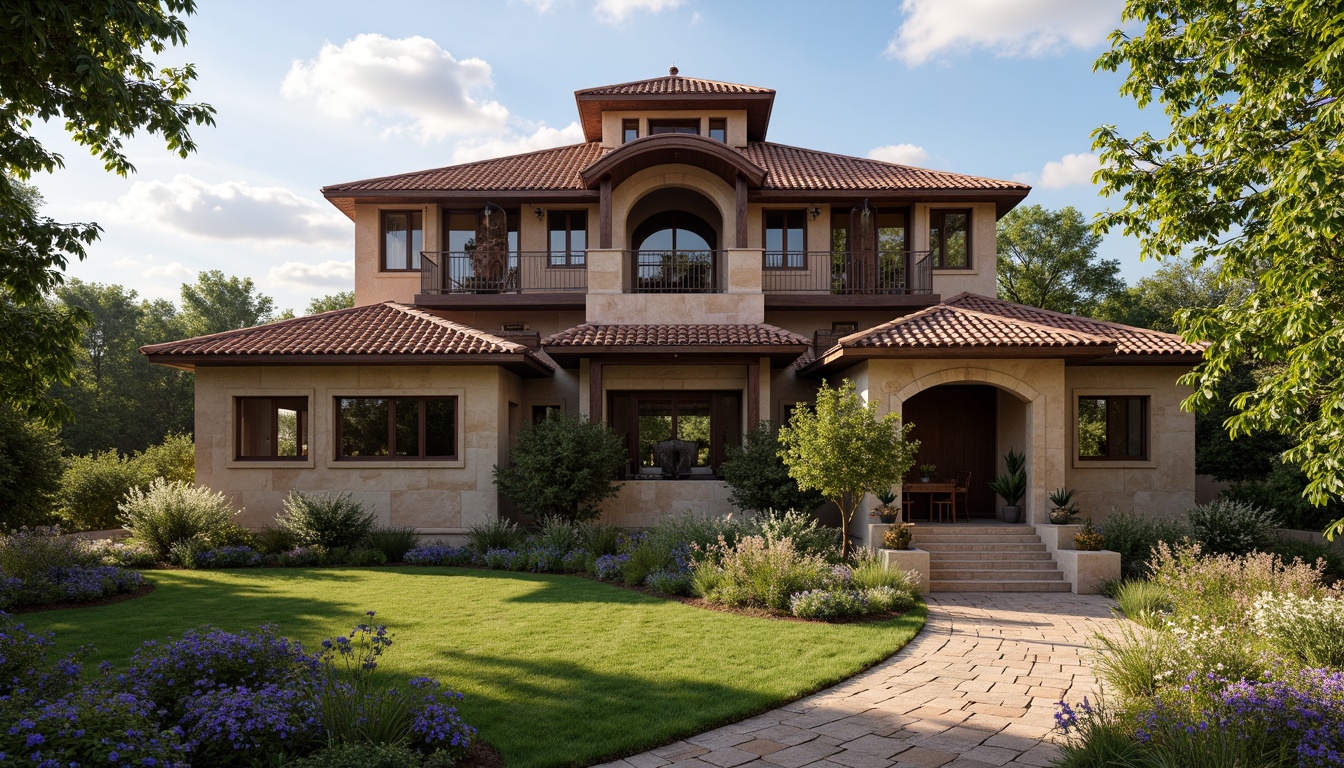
625, 187, 723, 293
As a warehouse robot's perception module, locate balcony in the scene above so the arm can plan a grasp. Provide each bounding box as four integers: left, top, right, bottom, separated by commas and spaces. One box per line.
416, 251, 587, 309
628, 250, 721, 293
761, 250, 937, 309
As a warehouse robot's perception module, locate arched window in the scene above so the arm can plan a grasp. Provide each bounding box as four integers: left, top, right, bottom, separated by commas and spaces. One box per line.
632, 211, 717, 253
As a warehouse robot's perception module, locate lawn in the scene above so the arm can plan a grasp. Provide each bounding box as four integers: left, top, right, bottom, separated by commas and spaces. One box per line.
24, 567, 925, 768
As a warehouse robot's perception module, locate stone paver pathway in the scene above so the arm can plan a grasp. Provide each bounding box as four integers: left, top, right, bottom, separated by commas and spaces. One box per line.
596, 592, 1118, 768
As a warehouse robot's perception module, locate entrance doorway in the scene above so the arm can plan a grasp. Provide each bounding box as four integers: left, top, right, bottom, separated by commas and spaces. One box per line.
902, 384, 998, 519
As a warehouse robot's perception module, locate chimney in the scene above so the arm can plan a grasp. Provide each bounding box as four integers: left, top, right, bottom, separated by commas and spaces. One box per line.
813, 329, 844, 356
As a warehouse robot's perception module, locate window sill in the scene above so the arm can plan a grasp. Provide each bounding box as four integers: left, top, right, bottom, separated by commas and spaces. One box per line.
1071, 458, 1158, 469
932, 267, 978, 274
227, 458, 315, 469
327, 459, 466, 470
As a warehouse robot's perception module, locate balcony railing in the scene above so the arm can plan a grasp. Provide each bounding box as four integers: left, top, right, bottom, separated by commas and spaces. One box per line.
761, 250, 934, 294
628, 250, 721, 293
420, 251, 587, 295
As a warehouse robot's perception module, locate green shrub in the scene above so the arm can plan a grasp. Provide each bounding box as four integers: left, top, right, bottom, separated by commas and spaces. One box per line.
253, 525, 297, 554
1267, 538, 1344, 580
533, 516, 581, 554
88, 539, 156, 569
750, 509, 841, 558
1187, 498, 1280, 555
1113, 579, 1171, 629
1251, 591, 1344, 668
279, 492, 376, 550
1099, 509, 1190, 579
168, 536, 210, 568
789, 589, 869, 620
692, 534, 832, 611
1148, 541, 1325, 629
56, 434, 197, 532
135, 432, 195, 484
864, 585, 917, 613
0, 525, 97, 578
0, 406, 63, 530
465, 518, 525, 554
620, 513, 752, 586
577, 521, 621, 556
347, 548, 388, 567
364, 527, 419, 562
719, 422, 826, 514
286, 743, 457, 768
119, 478, 241, 561
849, 549, 921, 596
493, 412, 626, 522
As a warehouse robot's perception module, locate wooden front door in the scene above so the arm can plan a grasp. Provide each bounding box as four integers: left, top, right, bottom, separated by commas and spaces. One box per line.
902, 384, 998, 519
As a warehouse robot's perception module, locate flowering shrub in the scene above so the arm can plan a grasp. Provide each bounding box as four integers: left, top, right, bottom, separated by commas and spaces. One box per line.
403, 544, 473, 567
1252, 592, 1344, 668
692, 535, 831, 611
1148, 541, 1326, 629
191, 545, 264, 569
593, 553, 628, 581
1186, 499, 1280, 556
483, 547, 527, 571
119, 478, 242, 561
864, 585, 917, 613
88, 539, 157, 569
3, 686, 187, 767
278, 546, 325, 567
790, 589, 869, 620
179, 683, 321, 762
0, 526, 98, 577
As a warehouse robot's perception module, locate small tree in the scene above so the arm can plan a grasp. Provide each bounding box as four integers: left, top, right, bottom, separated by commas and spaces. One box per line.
778, 379, 919, 558
493, 413, 626, 522
719, 421, 827, 515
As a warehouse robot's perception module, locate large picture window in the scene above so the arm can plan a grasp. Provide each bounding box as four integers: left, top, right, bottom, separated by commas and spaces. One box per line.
1078, 395, 1148, 461
336, 397, 457, 460
235, 397, 308, 460
382, 211, 423, 271
548, 211, 587, 266
764, 210, 806, 268
647, 118, 700, 135
929, 209, 970, 269
608, 392, 741, 477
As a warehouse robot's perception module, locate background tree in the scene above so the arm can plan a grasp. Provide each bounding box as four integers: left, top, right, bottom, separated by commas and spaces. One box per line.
0, 406, 64, 529
493, 413, 626, 522
996, 204, 1123, 315
0, 2, 213, 421
306, 291, 355, 315
180, 270, 279, 337
778, 379, 919, 558
1093, 0, 1344, 537
719, 421, 827, 515
1095, 258, 1238, 333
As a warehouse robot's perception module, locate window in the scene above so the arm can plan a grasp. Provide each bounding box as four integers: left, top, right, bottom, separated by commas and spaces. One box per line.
929, 209, 971, 269
764, 210, 806, 268
235, 397, 308, 460
548, 211, 587, 266
708, 118, 727, 143
647, 119, 700, 135
381, 211, 423, 271
832, 321, 859, 333
622, 119, 639, 144
336, 397, 457, 460
532, 405, 561, 424
609, 392, 741, 477
1078, 395, 1148, 460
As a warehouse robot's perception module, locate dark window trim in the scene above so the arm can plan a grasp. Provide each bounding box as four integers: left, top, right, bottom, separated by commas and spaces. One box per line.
708, 118, 727, 143
647, 118, 701, 136
334, 396, 459, 461
1077, 395, 1149, 461
548, 210, 588, 267
622, 119, 639, 144
608, 390, 741, 478
380, 210, 424, 272
234, 396, 309, 461
929, 208, 972, 270
763, 209, 808, 270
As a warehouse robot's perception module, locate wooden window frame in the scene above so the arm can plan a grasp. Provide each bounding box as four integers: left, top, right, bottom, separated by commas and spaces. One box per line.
548, 210, 587, 267
929, 208, 972, 269
621, 119, 639, 144
234, 397, 309, 461
380, 210, 423, 272
708, 118, 727, 143
334, 396, 459, 461
1077, 395, 1149, 461
763, 209, 808, 269
647, 118, 701, 136
608, 391, 742, 478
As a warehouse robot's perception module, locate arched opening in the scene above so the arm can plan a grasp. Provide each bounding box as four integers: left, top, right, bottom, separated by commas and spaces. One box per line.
625, 187, 724, 293
632, 211, 718, 251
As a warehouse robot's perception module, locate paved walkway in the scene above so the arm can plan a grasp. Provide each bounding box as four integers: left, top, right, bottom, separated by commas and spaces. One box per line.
596, 593, 1118, 768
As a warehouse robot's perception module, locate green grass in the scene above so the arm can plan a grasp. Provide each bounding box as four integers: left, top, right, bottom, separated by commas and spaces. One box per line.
24, 567, 925, 768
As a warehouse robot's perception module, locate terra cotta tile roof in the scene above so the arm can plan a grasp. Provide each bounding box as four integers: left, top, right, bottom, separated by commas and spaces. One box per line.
140, 302, 548, 365
839, 305, 1114, 350
574, 74, 774, 96
744, 143, 1027, 191
942, 293, 1205, 356
322, 144, 607, 192
544, 323, 810, 348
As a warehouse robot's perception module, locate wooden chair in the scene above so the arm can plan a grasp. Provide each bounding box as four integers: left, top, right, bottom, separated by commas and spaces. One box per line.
932, 471, 972, 524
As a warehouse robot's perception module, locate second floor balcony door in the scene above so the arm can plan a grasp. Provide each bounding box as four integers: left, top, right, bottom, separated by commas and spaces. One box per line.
631, 211, 718, 293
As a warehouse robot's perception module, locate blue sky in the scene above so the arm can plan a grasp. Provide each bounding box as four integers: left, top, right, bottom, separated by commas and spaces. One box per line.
32, 0, 1166, 313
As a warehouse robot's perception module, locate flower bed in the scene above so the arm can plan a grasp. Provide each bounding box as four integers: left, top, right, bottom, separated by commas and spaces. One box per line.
0, 527, 145, 611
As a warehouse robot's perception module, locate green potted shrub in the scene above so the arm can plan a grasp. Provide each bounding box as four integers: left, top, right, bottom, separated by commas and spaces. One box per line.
882, 522, 913, 550
1074, 517, 1104, 551
987, 448, 1027, 523
1048, 487, 1078, 524
918, 463, 937, 482
870, 489, 900, 524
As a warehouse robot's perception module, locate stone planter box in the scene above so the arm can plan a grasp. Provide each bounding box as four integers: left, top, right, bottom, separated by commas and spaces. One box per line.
1055, 549, 1120, 595
880, 547, 930, 595
1035, 523, 1082, 553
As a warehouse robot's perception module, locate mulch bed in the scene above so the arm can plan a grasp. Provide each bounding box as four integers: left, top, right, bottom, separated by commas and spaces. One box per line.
11, 582, 156, 615
457, 740, 506, 768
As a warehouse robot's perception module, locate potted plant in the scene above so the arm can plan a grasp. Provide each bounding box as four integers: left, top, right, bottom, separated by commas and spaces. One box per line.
882, 522, 913, 550
870, 489, 900, 524
987, 448, 1027, 523
1048, 487, 1078, 524
1074, 517, 1104, 551
918, 463, 937, 482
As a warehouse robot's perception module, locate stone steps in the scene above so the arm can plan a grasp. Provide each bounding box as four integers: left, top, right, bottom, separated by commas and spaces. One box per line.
907, 525, 1072, 593
929, 579, 1073, 593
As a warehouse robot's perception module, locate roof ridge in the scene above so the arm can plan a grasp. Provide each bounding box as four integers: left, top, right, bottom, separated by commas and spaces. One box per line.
749, 142, 1030, 189
575, 74, 774, 95
388, 303, 526, 353
944, 293, 1196, 343
321, 143, 603, 192
139, 303, 376, 354
838, 304, 1115, 349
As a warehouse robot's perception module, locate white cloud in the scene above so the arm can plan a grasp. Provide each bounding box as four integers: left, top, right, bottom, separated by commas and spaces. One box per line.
690, 10, 703, 24
281, 34, 509, 142
1037, 152, 1101, 188
515, 0, 554, 11
268, 260, 356, 292
451, 122, 586, 163
97, 174, 352, 245
867, 143, 929, 166
886, 0, 1123, 65
594, 0, 683, 23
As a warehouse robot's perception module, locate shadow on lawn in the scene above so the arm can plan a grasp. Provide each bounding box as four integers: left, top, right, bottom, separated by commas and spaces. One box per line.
385, 566, 665, 606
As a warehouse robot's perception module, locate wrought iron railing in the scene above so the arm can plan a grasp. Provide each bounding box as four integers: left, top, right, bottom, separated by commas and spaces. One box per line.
761, 250, 934, 294
628, 250, 721, 293
419, 251, 587, 295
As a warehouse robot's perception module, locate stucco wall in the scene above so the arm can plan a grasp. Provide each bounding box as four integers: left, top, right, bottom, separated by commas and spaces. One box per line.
1064, 365, 1196, 521
910, 202, 998, 298
195, 364, 513, 534
600, 110, 749, 148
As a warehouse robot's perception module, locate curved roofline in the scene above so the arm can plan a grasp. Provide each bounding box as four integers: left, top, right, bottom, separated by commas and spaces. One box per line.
579, 134, 767, 190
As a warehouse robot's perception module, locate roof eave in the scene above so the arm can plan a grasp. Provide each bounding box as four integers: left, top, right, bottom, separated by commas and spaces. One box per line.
541, 343, 809, 366
798, 344, 1117, 378
143, 352, 555, 378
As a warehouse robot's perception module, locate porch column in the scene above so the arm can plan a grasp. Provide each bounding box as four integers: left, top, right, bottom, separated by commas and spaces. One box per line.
589, 360, 604, 423
735, 174, 748, 249
746, 359, 760, 427
599, 175, 612, 249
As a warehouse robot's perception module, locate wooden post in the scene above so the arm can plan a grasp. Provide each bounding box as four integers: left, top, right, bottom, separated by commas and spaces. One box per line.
589, 360, 604, 423
746, 359, 760, 427
735, 174, 748, 249
599, 176, 612, 249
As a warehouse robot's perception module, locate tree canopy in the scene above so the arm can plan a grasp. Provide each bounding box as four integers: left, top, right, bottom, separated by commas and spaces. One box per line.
1095, 258, 1241, 334
306, 291, 355, 315
1094, 0, 1344, 536
180, 270, 279, 337
0, 1, 213, 422
996, 204, 1124, 316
